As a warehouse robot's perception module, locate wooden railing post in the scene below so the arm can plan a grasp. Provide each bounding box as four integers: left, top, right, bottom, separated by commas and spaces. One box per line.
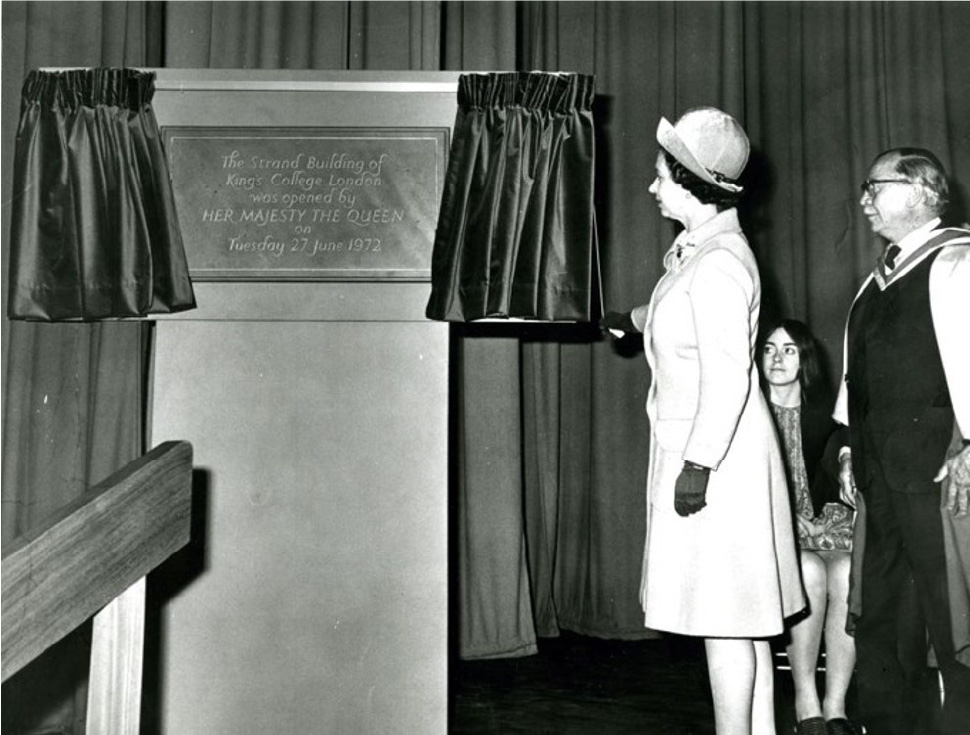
1, 440, 193, 707
86, 577, 147, 735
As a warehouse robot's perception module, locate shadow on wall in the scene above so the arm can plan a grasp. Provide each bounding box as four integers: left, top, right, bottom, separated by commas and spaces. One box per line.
1, 623, 93, 734
142, 468, 211, 735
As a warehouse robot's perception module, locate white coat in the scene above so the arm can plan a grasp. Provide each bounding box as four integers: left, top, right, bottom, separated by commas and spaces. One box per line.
631, 209, 805, 637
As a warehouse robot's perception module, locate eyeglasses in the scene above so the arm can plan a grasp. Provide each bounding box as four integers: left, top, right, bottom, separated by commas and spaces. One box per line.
860, 178, 912, 197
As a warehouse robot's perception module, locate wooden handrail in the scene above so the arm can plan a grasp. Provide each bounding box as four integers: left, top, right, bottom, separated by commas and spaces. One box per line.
1, 440, 194, 682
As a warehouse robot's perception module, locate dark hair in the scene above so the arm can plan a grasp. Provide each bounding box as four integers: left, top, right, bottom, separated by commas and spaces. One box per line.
877, 147, 950, 216
758, 318, 823, 399
663, 151, 742, 211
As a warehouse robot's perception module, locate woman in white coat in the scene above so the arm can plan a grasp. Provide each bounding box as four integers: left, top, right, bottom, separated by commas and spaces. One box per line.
602, 107, 805, 735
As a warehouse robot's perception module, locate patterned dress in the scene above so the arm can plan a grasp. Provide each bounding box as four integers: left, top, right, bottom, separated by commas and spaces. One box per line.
770, 403, 854, 552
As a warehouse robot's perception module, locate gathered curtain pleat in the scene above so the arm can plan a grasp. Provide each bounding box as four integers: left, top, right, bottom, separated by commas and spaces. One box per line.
426, 71, 596, 322
8, 68, 195, 321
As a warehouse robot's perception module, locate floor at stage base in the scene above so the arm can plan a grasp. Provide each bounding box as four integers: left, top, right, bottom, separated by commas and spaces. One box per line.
453, 631, 943, 734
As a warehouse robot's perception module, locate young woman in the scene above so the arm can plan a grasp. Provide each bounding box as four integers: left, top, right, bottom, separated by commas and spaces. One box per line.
603, 107, 805, 735
760, 319, 860, 735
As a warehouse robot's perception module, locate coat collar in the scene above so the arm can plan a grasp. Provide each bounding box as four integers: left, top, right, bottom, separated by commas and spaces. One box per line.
664, 209, 742, 271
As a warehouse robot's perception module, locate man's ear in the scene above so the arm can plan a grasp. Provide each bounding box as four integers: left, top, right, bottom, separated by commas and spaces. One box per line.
907, 182, 937, 211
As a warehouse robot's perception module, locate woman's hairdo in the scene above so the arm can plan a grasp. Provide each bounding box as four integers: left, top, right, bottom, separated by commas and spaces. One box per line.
759, 318, 823, 397
663, 151, 742, 211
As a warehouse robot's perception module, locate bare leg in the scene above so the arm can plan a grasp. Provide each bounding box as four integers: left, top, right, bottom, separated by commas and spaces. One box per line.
819, 550, 855, 721
752, 639, 777, 735
706, 637, 756, 735
787, 551, 827, 721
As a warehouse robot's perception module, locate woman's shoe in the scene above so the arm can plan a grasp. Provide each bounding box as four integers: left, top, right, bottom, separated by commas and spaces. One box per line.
825, 717, 864, 735
794, 716, 827, 735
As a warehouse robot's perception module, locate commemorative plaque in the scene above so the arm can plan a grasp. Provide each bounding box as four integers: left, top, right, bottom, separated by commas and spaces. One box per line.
164, 127, 448, 280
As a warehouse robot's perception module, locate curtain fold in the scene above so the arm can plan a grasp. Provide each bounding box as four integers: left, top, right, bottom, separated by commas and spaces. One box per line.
426, 71, 597, 321
457, 331, 539, 658
8, 68, 195, 321
520, 340, 563, 640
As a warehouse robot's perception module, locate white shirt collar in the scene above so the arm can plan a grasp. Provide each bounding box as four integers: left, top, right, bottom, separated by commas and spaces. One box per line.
894, 217, 942, 260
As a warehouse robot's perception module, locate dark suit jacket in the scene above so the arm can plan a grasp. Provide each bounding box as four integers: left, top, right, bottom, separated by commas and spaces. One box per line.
799, 395, 847, 517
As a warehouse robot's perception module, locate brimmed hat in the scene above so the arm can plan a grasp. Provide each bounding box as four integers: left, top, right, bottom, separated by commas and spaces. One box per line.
656, 107, 749, 193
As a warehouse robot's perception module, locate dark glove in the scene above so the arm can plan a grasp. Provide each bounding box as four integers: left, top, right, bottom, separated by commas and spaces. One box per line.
674, 462, 710, 517
599, 311, 637, 335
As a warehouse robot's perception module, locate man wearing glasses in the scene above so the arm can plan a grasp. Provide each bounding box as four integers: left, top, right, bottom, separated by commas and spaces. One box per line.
834, 147, 970, 735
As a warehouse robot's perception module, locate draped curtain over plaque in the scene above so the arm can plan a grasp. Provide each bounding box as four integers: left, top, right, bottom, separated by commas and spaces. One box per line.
426, 71, 596, 322
8, 68, 195, 321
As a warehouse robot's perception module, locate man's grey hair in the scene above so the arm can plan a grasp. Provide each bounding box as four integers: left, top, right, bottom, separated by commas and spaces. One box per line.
878, 147, 950, 217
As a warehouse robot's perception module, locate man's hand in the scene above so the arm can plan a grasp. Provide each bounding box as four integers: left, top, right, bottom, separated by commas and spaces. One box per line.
934, 444, 970, 518
838, 451, 857, 509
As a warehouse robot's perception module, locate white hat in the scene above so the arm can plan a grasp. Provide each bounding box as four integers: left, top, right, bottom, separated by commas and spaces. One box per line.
656, 107, 749, 193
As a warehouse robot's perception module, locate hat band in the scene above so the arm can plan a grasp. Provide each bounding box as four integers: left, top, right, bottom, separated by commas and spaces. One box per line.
708, 169, 743, 193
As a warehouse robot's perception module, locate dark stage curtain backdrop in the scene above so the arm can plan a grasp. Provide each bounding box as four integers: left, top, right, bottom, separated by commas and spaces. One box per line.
3, 3, 970, 730
1, 3, 161, 734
